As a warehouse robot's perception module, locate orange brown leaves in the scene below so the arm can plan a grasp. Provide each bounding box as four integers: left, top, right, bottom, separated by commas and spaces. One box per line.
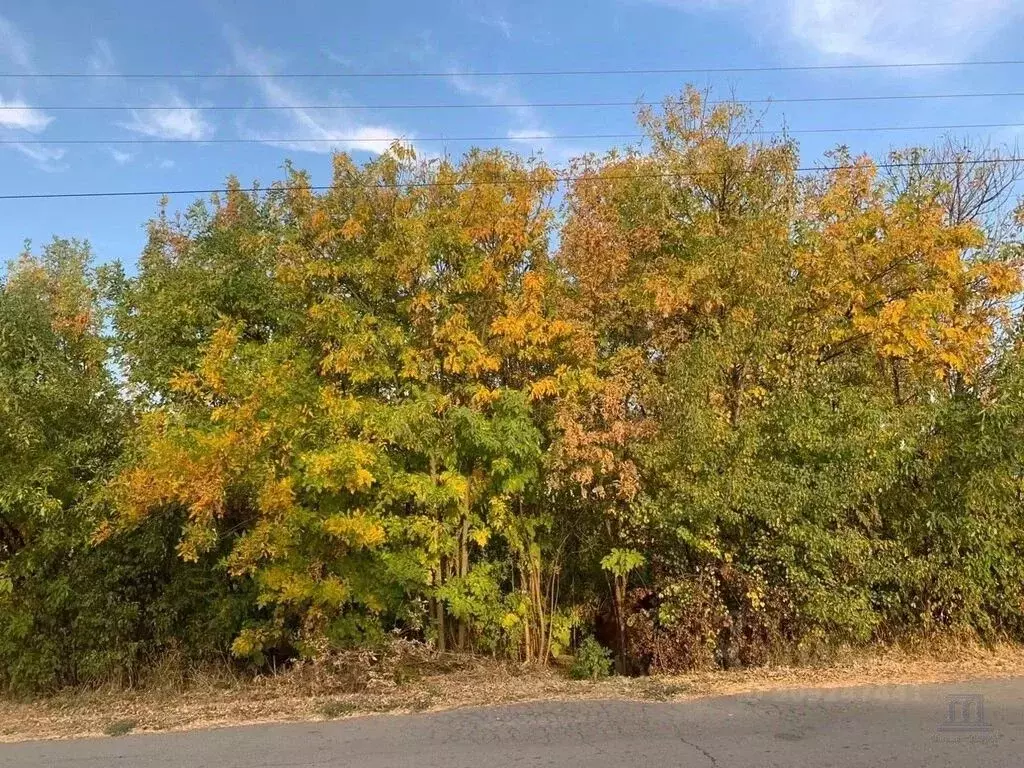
799, 154, 1018, 382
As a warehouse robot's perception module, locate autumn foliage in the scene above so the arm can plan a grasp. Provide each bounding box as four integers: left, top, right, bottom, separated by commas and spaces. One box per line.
3, 90, 1024, 690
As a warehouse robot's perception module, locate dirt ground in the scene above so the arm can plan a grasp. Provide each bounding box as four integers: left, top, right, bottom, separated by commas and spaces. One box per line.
4, 640, 1024, 743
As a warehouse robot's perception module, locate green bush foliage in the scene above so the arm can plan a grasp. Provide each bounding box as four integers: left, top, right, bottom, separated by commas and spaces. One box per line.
569, 637, 614, 680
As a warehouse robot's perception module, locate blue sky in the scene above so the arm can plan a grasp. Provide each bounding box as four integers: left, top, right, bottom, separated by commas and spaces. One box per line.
2, 0, 1024, 267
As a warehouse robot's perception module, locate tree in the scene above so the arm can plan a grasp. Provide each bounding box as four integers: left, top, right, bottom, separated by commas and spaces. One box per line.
108, 148, 578, 661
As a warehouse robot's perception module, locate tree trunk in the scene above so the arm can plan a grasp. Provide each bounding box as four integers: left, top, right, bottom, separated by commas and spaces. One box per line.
612, 574, 627, 674
456, 514, 470, 650
891, 358, 903, 406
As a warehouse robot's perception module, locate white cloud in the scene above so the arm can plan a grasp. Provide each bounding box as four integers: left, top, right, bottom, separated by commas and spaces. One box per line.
323, 49, 353, 68
0, 18, 62, 170
507, 128, 555, 142
0, 96, 52, 132
104, 42, 206, 144
446, 67, 620, 164
122, 90, 213, 141
647, 0, 1018, 64
786, 0, 1014, 63
0, 14, 31, 71
227, 30, 413, 155
447, 71, 541, 130
11, 143, 65, 172
445, 69, 589, 160
505, 128, 592, 163
109, 148, 133, 165
157, 158, 175, 169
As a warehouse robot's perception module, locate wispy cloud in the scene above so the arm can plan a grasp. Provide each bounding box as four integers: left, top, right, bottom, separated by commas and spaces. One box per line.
447, 72, 537, 126
11, 143, 65, 172
87, 38, 116, 74
447, 70, 552, 149
0, 16, 63, 170
323, 49, 353, 68
227, 30, 413, 155
460, 0, 514, 38
121, 90, 213, 141
647, 0, 1018, 64
787, 0, 1015, 63
109, 148, 133, 165
474, 11, 512, 38
483, 14, 512, 38
91, 42, 211, 142
0, 95, 52, 132
0, 14, 31, 71
444, 69, 586, 160
507, 128, 555, 142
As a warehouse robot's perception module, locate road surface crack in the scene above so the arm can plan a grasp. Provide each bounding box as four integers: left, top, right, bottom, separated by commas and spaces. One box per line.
679, 734, 718, 766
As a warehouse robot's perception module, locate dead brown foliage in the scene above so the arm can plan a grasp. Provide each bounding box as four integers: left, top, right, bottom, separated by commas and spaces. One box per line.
4, 638, 1024, 743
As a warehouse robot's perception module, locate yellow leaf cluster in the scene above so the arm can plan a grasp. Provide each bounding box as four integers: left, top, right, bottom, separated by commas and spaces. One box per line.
322, 513, 387, 548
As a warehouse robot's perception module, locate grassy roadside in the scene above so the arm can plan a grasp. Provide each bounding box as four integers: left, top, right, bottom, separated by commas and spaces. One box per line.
4, 641, 1024, 743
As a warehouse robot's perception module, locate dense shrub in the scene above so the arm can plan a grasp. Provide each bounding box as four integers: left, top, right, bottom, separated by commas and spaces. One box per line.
569, 637, 613, 680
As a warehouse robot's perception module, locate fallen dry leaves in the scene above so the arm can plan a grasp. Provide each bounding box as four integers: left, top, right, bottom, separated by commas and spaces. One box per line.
4, 639, 1024, 743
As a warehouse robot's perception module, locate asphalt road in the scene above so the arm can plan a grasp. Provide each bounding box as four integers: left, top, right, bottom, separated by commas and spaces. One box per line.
3, 678, 1022, 768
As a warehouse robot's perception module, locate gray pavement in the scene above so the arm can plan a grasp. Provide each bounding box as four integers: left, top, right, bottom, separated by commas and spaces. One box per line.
3, 678, 1022, 767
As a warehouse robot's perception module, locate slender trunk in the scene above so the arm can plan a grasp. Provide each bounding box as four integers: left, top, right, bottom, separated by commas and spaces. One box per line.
457, 514, 469, 650
428, 593, 439, 649
604, 516, 627, 672
519, 563, 532, 662
891, 358, 903, 407
612, 574, 627, 674
437, 589, 447, 653
429, 457, 448, 652
728, 361, 744, 428
460, 515, 470, 578
531, 557, 546, 662
543, 556, 560, 662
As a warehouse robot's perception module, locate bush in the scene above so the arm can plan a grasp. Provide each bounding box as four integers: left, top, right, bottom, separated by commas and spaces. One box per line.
569, 636, 613, 680
0, 511, 253, 693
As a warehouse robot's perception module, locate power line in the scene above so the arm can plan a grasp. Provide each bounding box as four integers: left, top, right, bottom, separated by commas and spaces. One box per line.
5, 59, 1024, 79
6, 91, 1024, 112
8, 122, 1024, 146
7, 132, 633, 146
2, 156, 1020, 201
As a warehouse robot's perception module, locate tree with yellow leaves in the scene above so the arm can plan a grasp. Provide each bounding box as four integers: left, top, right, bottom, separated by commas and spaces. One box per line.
107, 147, 580, 661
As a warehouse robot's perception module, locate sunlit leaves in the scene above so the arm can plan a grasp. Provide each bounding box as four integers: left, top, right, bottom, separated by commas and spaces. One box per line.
92, 88, 1024, 667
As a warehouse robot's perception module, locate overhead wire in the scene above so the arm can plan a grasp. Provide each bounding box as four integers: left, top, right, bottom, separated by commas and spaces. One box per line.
5, 59, 1024, 79
7, 59, 1024, 201
5, 91, 1024, 111
5, 121, 1024, 146
2, 156, 1020, 201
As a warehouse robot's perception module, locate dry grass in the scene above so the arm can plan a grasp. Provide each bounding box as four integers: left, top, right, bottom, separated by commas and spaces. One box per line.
4, 639, 1024, 743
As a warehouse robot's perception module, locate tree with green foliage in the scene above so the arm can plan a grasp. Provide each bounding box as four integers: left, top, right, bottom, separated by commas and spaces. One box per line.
2, 90, 1023, 693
